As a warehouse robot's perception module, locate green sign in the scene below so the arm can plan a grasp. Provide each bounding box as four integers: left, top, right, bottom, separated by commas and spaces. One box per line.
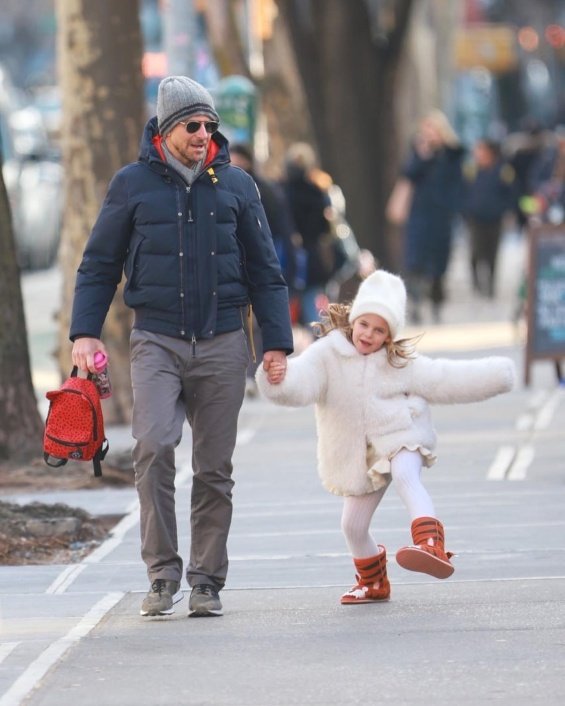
214, 75, 257, 145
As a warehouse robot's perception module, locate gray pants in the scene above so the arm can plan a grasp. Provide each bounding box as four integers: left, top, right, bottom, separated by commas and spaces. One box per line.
130, 328, 248, 590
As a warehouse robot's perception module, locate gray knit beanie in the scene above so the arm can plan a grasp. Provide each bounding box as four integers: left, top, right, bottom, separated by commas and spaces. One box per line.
157, 76, 219, 136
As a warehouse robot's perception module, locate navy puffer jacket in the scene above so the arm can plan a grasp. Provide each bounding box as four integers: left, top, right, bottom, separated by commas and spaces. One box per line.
70, 118, 293, 353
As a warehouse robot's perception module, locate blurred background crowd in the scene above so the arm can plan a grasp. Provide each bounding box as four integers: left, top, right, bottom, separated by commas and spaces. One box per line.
0, 0, 564, 403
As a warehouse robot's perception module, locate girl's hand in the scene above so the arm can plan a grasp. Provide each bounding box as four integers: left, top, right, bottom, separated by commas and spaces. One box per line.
262, 350, 287, 385
266, 361, 287, 385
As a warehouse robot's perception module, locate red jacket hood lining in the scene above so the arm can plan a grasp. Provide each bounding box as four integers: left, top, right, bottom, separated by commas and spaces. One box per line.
152, 134, 220, 168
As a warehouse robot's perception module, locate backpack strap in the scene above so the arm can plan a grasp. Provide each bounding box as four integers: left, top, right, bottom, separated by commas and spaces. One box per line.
43, 453, 68, 468
92, 438, 110, 477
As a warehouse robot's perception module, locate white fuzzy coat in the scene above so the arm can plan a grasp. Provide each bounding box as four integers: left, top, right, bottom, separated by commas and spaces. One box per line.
256, 330, 515, 496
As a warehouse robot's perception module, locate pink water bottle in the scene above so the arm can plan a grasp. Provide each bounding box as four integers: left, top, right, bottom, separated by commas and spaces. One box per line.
93, 351, 112, 398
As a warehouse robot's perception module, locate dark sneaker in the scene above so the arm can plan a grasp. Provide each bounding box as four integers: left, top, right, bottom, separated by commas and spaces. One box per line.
188, 584, 223, 617
140, 579, 182, 616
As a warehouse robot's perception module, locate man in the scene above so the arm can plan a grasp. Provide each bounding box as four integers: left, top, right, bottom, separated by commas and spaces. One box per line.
70, 76, 293, 617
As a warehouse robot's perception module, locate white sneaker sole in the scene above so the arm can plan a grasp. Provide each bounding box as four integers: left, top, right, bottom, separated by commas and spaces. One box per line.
188, 604, 223, 617
188, 607, 223, 617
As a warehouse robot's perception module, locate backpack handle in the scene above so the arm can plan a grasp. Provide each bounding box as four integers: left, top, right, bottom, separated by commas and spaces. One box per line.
71, 366, 94, 381
43, 453, 68, 468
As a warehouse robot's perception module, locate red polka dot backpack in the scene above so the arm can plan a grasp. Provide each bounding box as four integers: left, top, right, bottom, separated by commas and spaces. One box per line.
43, 367, 109, 477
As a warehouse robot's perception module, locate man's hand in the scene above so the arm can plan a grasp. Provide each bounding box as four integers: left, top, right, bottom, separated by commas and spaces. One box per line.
262, 349, 287, 385
72, 337, 106, 373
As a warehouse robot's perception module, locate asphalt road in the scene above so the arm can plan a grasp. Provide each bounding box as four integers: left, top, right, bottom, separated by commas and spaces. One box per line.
1, 233, 564, 705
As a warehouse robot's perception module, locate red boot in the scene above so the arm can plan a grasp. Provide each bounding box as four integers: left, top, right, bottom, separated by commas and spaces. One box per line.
396, 517, 454, 579
341, 546, 391, 604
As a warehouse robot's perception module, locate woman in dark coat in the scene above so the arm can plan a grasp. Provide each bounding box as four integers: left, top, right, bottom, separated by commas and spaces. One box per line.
402, 110, 465, 323
462, 139, 517, 298
283, 143, 333, 325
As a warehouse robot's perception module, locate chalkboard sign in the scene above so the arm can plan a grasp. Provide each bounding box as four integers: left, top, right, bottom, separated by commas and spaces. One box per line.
525, 224, 565, 384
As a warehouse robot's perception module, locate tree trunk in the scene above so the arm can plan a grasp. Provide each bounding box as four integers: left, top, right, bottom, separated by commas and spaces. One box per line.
260, 7, 313, 175
56, 0, 145, 424
277, 0, 414, 266
203, 0, 251, 77
0, 166, 44, 463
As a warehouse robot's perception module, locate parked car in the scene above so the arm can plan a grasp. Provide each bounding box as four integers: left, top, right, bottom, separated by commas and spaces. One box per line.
0, 101, 63, 270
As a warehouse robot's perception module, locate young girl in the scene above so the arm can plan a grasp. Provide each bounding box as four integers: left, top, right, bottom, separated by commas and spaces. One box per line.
257, 270, 515, 605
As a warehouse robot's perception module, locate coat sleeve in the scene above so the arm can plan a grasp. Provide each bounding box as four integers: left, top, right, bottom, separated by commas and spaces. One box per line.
408, 355, 516, 404
255, 338, 328, 407
70, 169, 133, 340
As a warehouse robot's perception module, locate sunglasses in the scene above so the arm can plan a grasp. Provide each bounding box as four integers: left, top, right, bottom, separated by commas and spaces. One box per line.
179, 120, 219, 134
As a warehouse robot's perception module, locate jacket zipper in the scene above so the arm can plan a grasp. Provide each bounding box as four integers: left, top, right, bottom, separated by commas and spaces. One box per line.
187, 184, 194, 223
178, 185, 187, 336
186, 183, 198, 352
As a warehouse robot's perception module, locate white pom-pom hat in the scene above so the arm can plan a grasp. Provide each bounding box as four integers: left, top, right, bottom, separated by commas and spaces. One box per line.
348, 270, 407, 339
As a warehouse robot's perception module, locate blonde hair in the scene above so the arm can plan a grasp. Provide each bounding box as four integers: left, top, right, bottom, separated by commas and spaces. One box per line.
285, 142, 317, 171
312, 302, 419, 368
420, 109, 460, 148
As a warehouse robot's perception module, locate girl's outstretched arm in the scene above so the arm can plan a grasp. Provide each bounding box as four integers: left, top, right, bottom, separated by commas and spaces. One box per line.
409, 355, 516, 404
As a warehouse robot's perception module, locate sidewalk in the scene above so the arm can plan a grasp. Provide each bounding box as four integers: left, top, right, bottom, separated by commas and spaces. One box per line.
2, 229, 563, 705
2, 382, 563, 705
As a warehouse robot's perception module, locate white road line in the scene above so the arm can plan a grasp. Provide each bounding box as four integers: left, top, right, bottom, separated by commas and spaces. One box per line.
498, 387, 561, 481
82, 511, 140, 565
0, 643, 19, 666
0, 593, 123, 706
515, 413, 533, 431
534, 387, 563, 430
219, 575, 565, 591
45, 565, 87, 595
207, 542, 565, 563
45, 463, 193, 595
530, 389, 549, 409
45, 511, 138, 595
236, 427, 256, 445
175, 462, 193, 487
507, 444, 536, 481
487, 445, 516, 481
228, 551, 351, 562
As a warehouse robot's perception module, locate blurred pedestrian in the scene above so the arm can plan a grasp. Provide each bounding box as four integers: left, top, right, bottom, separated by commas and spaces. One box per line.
505, 122, 561, 321
400, 110, 465, 323
230, 142, 303, 395
462, 139, 517, 298
283, 142, 337, 325
70, 76, 293, 618
230, 143, 303, 293
528, 125, 565, 223
505, 118, 548, 228
337, 248, 377, 303
257, 270, 515, 605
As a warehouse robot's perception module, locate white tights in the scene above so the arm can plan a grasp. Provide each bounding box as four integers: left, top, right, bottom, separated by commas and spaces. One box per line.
340, 448, 436, 558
